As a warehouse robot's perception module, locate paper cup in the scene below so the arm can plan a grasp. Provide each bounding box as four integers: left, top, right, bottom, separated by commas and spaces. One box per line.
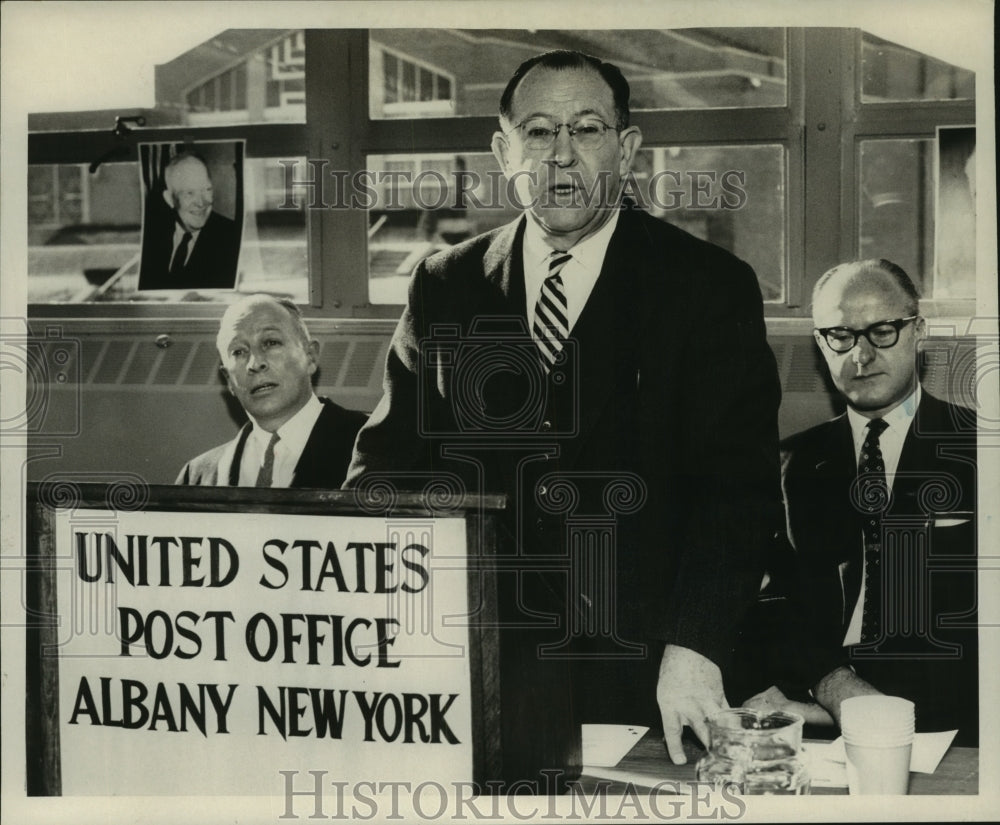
844, 741, 912, 794
840, 696, 914, 795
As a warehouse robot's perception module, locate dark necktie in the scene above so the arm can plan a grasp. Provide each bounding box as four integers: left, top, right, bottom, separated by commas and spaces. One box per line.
533, 252, 571, 371
170, 231, 192, 275
255, 432, 280, 488
858, 418, 889, 643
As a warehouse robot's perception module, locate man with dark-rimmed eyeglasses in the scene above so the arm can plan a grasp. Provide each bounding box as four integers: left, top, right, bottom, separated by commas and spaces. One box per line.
739, 258, 978, 746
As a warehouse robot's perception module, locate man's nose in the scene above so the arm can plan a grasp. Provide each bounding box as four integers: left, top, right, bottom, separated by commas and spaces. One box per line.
852, 337, 876, 366
547, 124, 577, 166
247, 350, 268, 371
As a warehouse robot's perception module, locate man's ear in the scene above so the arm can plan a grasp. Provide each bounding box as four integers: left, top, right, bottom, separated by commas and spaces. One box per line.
913, 315, 927, 342
306, 340, 320, 376
219, 365, 233, 392
162, 188, 175, 210
812, 329, 824, 351
618, 126, 643, 176
491, 131, 511, 174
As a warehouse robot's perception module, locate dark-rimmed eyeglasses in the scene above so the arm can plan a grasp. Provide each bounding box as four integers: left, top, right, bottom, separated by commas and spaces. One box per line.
506, 117, 617, 151
815, 316, 920, 353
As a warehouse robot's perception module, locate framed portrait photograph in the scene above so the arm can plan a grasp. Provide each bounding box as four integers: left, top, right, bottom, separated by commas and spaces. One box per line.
137, 140, 246, 292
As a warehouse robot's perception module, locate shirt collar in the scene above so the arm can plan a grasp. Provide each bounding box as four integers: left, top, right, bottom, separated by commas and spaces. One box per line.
846, 385, 921, 443
522, 207, 621, 273
247, 393, 323, 456
173, 222, 201, 244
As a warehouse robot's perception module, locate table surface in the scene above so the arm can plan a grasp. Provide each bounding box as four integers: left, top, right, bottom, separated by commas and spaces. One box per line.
577, 731, 979, 795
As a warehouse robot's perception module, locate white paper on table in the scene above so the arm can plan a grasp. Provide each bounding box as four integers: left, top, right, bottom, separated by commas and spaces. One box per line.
582, 724, 649, 767
802, 730, 958, 787
801, 741, 850, 787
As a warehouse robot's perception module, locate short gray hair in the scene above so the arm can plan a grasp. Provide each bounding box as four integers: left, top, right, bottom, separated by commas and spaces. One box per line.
215, 294, 312, 357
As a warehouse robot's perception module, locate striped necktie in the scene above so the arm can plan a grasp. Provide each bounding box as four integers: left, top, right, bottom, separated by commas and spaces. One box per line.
255, 432, 280, 488
533, 252, 571, 371
858, 418, 889, 643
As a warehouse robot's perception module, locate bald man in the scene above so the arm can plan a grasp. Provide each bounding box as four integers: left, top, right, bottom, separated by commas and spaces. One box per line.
177, 294, 368, 487
139, 153, 241, 290
741, 259, 978, 744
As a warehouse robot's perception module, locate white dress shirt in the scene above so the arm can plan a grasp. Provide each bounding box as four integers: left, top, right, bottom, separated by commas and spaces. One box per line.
522, 208, 620, 336
215, 394, 324, 487
842, 386, 921, 645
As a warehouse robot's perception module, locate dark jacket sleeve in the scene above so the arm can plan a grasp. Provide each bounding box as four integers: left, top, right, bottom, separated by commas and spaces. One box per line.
343, 260, 439, 487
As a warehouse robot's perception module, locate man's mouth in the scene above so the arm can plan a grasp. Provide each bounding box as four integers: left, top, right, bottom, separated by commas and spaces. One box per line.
549, 183, 578, 196
250, 382, 279, 395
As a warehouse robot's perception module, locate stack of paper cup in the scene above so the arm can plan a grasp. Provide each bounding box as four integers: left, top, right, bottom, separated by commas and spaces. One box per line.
840, 695, 915, 795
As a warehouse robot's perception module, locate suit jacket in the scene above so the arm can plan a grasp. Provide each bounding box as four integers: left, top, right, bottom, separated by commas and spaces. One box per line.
778, 392, 978, 742
176, 397, 368, 488
346, 205, 783, 680
139, 209, 241, 291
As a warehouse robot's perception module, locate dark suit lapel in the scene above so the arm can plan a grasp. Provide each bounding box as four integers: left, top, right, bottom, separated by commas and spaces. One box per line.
815, 415, 863, 628
556, 209, 644, 467
291, 402, 341, 488
892, 393, 974, 516
482, 217, 527, 318
893, 398, 931, 514
228, 423, 253, 486
816, 414, 856, 480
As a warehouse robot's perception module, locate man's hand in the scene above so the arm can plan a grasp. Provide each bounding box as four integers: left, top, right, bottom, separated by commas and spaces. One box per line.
656, 644, 727, 764
743, 685, 835, 726
812, 666, 882, 727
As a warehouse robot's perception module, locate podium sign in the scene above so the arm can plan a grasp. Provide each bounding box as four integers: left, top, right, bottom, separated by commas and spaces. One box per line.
25, 485, 582, 796
58, 508, 471, 794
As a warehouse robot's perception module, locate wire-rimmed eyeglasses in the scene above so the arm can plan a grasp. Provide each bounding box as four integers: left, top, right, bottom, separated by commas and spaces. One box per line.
506, 117, 618, 151
815, 315, 920, 353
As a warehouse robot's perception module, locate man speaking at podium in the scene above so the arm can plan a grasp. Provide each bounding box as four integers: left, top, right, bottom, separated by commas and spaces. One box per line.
177, 294, 367, 488
345, 50, 782, 763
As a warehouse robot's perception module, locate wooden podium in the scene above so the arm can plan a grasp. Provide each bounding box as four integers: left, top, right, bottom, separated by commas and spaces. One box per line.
25, 483, 580, 796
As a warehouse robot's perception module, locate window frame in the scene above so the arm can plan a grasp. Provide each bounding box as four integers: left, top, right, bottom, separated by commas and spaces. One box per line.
26, 28, 975, 324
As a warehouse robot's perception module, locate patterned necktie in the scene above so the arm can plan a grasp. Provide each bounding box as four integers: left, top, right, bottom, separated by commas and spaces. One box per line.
255, 432, 280, 488
170, 231, 192, 275
858, 418, 889, 643
533, 252, 571, 371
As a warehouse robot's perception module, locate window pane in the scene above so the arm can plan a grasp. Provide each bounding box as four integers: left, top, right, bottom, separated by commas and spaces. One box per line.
369, 29, 786, 118
862, 33, 974, 102
219, 71, 232, 111
401, 61, 417, 102
234, 63, 247, 110
935, 128, 976, 299
631, 145, 785, 302
30, 30, 305, 131
859, 139, 935, 295
366, 145, 784, 305
419, 67, 434, 102
860, 134, 976, 301
366, 152, 516, 304
28, 158, 309, 304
